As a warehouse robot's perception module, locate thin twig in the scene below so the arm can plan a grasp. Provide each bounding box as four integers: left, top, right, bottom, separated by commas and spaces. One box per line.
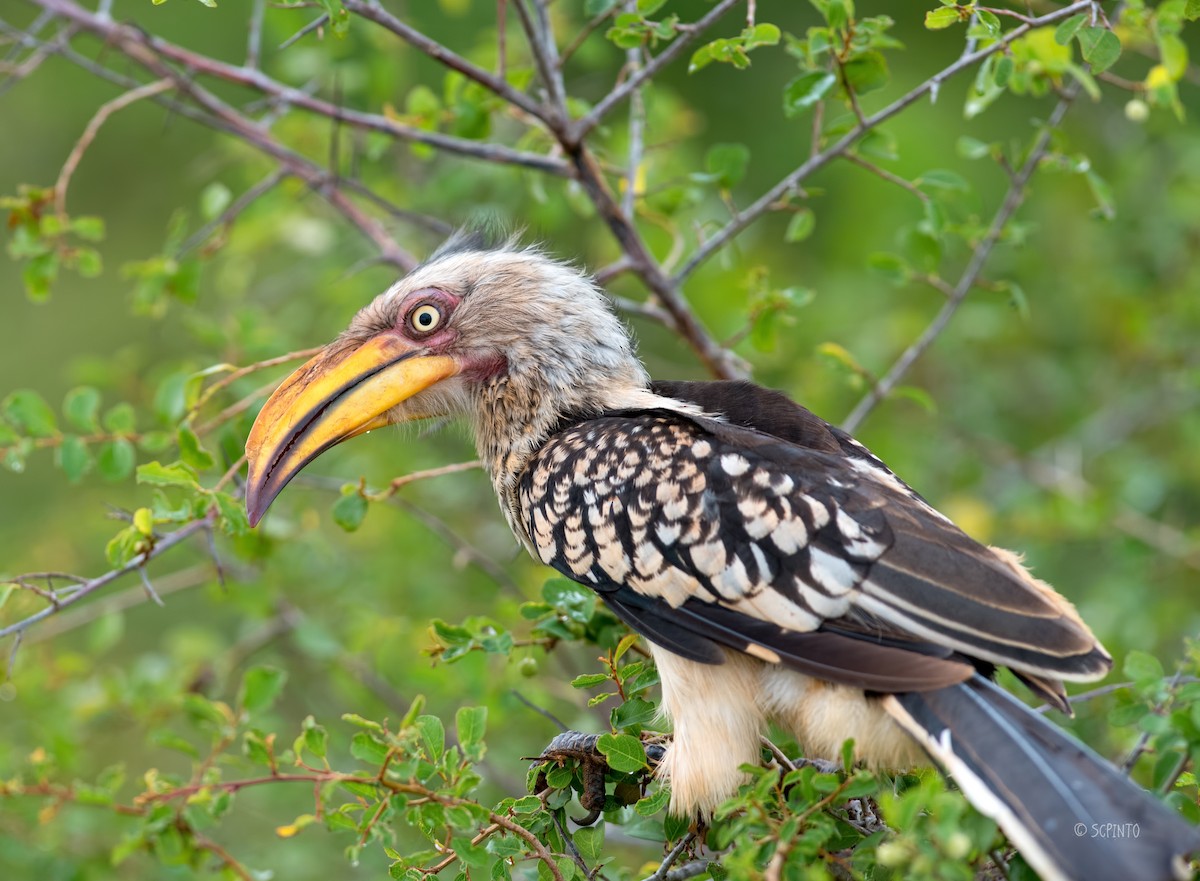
0, 513, 215, 641
841, 152, 928, 202
513, 0, 566, 122
178, 167, 288, 256
54, 78, 173, 217
841, 81, 1081, 433
642, 832, 696, 881
279, 12, 329, 50
621, 10, 645, 222
246, 0, 265, 69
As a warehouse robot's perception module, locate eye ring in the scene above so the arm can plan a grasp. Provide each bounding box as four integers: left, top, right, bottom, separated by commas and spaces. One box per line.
408, 302, 443, 335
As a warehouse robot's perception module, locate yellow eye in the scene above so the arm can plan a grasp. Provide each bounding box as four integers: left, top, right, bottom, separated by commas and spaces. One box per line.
409, 303, 442, 333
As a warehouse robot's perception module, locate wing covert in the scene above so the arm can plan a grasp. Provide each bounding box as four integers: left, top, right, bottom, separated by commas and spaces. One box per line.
517, 409, 1109, 692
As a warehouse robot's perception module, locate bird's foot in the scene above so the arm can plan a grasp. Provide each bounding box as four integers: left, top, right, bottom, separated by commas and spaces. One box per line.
527, 730, 667, 825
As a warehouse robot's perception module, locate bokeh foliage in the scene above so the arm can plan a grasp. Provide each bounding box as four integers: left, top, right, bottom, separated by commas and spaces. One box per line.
1, 1, 1199, 879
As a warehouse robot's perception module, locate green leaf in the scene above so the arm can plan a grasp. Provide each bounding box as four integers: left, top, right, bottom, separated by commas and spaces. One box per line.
318, 0, 349, 37
1124, 651, 1164, 685
342, 713, 385, 733
573, 824, 604, 862
71, 215, 105, 241
1054, 13, 1087, 46
1077, 27, 1121, 74
176, 426, 215, 471
136, 460, 199, 489
213, 490, 249, 537
841, 51, 889, 95
783, 71, 836, 118
96, 439, 135, 481
23, 251, 58, 301
867, 252, 910, 285
635, 785, 670, 815
103, 402, 136, 434
238, 666, 287, 714
956, 136, 992, 160
744, 23, 781, 48
3, 390, 59, 437
350, 731, 390, 765
332, 489, 368, 531
76, 248, 103, 278
415, 714, 445, 763
596, 732, 647, 773
705, 143, 751, 190
1084, 169, 1115, 220
785, 208, 816, 243
924, 7, 961, 30
611, 697, 657, 730
456, 706, 487, 761
572, 673, 610, 688
199, 182, 232, 221
58, 435, 93, 483
302, 718, 328, 759
1158, 34, 1188, 80
63, 387, 101, 432
993, 55, 1013, 88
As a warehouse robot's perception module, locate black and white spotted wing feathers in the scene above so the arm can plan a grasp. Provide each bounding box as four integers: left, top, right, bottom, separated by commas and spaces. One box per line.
517, 406, 1108, 694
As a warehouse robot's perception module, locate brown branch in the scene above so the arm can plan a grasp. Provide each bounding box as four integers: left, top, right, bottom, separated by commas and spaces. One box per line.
841, 81, 1081, 433
675, 0, 1096, 283
365, 460, 483, 501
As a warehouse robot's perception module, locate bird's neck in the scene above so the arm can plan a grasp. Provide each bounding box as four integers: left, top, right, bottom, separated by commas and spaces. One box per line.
467, 367, 686, 533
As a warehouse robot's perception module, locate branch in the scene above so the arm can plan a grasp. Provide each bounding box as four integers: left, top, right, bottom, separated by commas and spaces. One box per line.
513, 0, 567, 122
674, 0, 1096, 283
841, 82, 1081, 433
0, 512, 215, 642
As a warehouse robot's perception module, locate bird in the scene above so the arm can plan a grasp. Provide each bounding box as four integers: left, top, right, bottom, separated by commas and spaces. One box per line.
243, 235, 1200, 881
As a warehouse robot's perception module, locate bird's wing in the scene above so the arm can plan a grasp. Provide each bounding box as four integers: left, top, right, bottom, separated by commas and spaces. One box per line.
518, 408, 1110, 694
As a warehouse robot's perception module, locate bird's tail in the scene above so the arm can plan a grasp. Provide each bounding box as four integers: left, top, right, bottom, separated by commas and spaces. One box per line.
883, 675, 1200, 881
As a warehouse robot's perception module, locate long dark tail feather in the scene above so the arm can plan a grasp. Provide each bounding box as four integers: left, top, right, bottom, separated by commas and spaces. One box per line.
884, 675, 1200, 881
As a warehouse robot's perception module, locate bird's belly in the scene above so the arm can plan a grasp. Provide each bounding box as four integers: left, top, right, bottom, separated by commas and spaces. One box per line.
650, 644, 921, 818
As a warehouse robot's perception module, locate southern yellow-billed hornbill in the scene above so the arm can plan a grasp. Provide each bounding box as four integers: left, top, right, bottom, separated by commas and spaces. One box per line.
244, 237, 1199, 881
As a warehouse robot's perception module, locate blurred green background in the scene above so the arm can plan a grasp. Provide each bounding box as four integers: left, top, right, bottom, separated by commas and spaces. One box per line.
1, 1, 1198, 877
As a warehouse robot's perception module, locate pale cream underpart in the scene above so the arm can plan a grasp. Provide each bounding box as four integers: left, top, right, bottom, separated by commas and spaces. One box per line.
650, 644, 922, 818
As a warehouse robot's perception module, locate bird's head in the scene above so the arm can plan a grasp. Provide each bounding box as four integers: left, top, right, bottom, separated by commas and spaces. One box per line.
244, 242, 650, 526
